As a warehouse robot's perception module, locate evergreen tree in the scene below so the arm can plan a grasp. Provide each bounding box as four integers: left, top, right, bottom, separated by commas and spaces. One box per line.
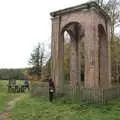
28, 43, 46, 79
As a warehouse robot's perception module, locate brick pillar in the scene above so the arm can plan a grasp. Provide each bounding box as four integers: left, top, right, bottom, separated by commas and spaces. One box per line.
51, 16, 64, 93
84, 18, 99, 88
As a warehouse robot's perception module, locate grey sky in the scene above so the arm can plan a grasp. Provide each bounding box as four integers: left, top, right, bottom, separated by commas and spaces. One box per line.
0, 0, 119, 68
0, 0, 86, 68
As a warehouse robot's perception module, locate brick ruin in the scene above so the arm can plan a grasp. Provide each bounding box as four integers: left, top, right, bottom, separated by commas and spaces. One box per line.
51, 2, 111, 94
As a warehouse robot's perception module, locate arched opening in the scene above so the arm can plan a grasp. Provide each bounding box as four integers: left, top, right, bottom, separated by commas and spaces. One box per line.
80, 37, 85, 86
63, 31, 71, 83
98, 24, 108, 87
60, 22, 85, 93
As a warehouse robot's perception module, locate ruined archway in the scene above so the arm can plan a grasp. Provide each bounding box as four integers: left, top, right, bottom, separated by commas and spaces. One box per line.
59, 22, 85, 96
63, 30, 71, 83
51, 2, 111, 96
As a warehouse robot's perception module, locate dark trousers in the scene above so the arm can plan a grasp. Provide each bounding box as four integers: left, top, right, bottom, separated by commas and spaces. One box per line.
49, 92, 54, 102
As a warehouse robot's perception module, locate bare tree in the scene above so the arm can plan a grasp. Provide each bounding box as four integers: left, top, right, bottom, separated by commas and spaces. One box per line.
99, 0, 120, 38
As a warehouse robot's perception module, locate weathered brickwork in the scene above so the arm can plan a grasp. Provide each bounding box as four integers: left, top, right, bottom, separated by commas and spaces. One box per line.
50, 2, 111, 94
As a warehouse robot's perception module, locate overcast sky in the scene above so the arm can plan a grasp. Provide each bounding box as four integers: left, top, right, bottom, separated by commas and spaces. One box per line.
0, 0, 86, 69
0, 0, 118, 69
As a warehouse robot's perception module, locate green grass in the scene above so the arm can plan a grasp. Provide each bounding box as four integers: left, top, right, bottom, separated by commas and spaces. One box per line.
0, 80, 19, 112
16, 80, 24, 85
0, 80, 119, 120
11, 94, 120, 120
1, 80, 120, 120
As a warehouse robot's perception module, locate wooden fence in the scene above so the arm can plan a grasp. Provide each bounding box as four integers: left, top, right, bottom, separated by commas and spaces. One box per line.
30, 82, 120, 104
63, 85, 120, 104
30, 82, 49, 97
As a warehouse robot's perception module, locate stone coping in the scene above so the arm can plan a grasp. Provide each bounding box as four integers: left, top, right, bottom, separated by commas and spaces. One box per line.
50, 2, 110, 21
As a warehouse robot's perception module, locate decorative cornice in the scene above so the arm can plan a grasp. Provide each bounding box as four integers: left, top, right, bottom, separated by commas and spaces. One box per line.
50, 2, 111, 22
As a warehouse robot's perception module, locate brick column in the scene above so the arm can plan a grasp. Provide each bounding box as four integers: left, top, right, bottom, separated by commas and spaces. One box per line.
51, 16, 64, 93
84, 15, 99, 88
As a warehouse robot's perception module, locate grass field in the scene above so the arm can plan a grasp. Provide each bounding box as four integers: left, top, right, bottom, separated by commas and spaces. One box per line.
0, 80, 16, 112
0, 80, 25, 113
1, 80, 120, 120
11, 94, 120, 120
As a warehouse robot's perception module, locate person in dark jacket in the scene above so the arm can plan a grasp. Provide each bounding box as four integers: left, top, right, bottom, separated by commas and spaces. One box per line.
48, 79, 55, 102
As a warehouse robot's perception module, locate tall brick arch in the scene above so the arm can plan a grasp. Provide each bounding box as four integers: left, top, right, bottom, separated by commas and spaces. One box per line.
50, 2, 111, 95
60, 22, 85, 95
